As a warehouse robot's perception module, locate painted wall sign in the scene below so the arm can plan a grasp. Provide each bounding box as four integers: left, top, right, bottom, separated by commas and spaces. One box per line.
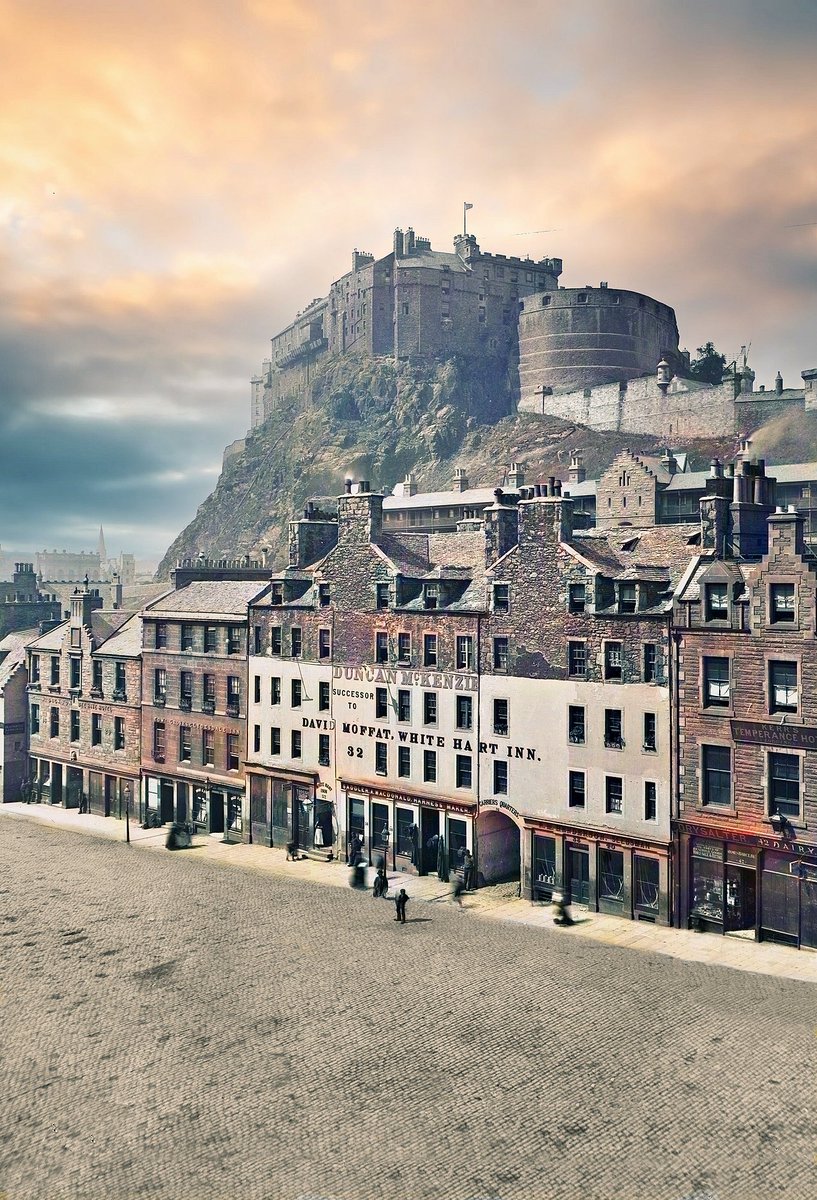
730, 719, 817, 751
333, 666, 477, 692
479, 799, 520, 819
680, 821, 816, 857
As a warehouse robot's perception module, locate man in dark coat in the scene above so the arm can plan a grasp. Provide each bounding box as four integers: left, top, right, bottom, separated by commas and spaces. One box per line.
394, 888, 410, 923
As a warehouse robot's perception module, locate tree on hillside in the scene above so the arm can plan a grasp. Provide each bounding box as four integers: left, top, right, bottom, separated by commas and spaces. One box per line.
689, 341, 727, 385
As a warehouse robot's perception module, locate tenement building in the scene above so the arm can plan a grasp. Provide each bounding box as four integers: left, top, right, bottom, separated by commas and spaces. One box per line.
140, 576, 269, 841
26, 584, 141, 815
674, 462, 817, 949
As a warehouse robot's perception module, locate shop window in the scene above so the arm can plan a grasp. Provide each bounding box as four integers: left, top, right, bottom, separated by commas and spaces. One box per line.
605, 776, 623, 814
70, 711, 80, 742
203, 728, 215, 766
703, 657, 730, 708
691, 843, 724, 923
291, 628, 302, 658
568, 583, 586, 614
423, 633, 437, 667
634, 856, 659, 911
423, 750, 437, 783
375, 740, 388, 775
568, 770, 585, 808
448, 819, 468, 870
319, 629, 331, 659
533, 836, 557, 892
568, 705, 585, 744
228, 733, 240, 770
291, 679, 302, 708
319, 681, 330, 712
227, 796, 242, 833
114, 717, 125, 751
644, 781, 657, 821
494, 761, 508, 795
456, 695, 473, 730
643, 713, 657, 752
643, 644, 657, 683
604, 709, 623, 748
375, 632, 389, 663
397, 690, 411, 722
769, 752, 800, 819
290, 730, 302, 760
493, 698, 509, 737
398, 632, 411, 663
271, 627, 282, 655
179, 725, 192, 762
493, 583, 509, 614
599, 849, 624, 901
270, 727, 281, 756
704, 583, 728, 621
228, 626, 242, 654
770, 661, 798, 714
398, 746, 411, 778
568, 641, 586, 677
493, 637, 509, 671
604, 642, 623, 680
318, 734, 330, 767
423, 692, 438, 725
396, 807, 415, 856
702, 745, 731, 806
770, 582, 796, 623
456, 755, 472, 789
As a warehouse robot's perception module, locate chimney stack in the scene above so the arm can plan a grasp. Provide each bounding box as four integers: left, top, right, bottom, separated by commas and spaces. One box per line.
453, 467, 469, 493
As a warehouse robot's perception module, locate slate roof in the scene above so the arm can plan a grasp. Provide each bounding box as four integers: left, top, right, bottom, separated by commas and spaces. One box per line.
145, 580, 269, 618
571, 524, 702, 593
95, 612, 142, 658
395, 250, 469, 272
383, 486, 516, 511
0, 629, 39, 691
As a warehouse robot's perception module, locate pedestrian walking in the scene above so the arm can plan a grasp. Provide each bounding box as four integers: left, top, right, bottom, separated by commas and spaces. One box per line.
452, 874, 466, 906
394, 887, 410, 923
552, 892, 574, 927
462, 848, 474, 891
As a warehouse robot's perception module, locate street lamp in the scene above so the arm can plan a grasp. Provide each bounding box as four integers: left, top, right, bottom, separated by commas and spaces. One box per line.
124, 782, 132, 844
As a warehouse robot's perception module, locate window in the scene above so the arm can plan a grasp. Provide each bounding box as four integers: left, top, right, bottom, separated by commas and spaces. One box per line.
113, 660, 125, 695
423, 585, 439, 610
153, 720, 165, 761
291, 679, 302, 708
375, 687, 388, 720
604, 709, 623, 748
705, 583, 728, 621
180, 623, 194, 650
456, 695, 473, 730
253, 626, 262, 655
318, 583, 330, 607
493, 760, 508, 795
618, 584, 637, 614
114, 716, 125, 750
643, 644, 657, 683
456, 635, 474, 671
270, 582, 283, 606
31, 655, 40, 684
423, 692, 438, 725
179, 725, 192, 762
604, 642, 623, 680
568, 770, 585, 807
318, 734, 330, 767
319, 681, 330, 712
69, 657, 81, 690
605, 776, 623, 814
770, 583, 796, 623
319, 629, 331, 659
423, 749, 437, 783
204, 626, 218, 653
203, 728, 215, 766
227, 733, 240, 770
376, 583, 390, 610
375, 632, 388, 663
375, 740, 388, 775
155, 623, 168, 649
291, 628, 302, 658
228, 626, 242, 654
154, 668, 167, 702
227, 677, 241, 713
456, 755, 472, 789
286, 729, 300, 760
568, 641, 586, 677
644, 781, 657, 821
770, 661, 798, 713
30, 703, 40, 735
493, 637, 509, 671
70, 710, 80, 742
179, 669, 193, 708
568, 705, 585, 744
253, 674, 261, 704
398, 746, 411, 778
50, 707, 59, 738
769, 752, 800, 819
643, 713, 657, 752
397, 689, 411, 722
271, 627, 282, 655
493, 584, 509, 614
270, 677, 281, 705
270, 727, 281, 756
599, 849, 625, 901
493, 698, 509, 737
703, 657, 730, 708
569, 583, 586, 614
253, 724, 261, 754
423, 634, 437, 667
702, 745, 731, 806
398, 632, 411, 663
50, 656, 60, 686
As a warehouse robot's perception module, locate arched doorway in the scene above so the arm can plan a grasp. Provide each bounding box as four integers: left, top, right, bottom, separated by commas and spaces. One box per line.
475, 808, 521, 887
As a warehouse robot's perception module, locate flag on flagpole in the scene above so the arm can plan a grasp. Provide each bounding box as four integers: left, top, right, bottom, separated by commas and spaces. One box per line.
464, 202, 474, 211
463, 201, 474, 235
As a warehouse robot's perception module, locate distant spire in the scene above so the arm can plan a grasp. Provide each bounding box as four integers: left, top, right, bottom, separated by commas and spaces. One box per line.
97, 525, 107, 562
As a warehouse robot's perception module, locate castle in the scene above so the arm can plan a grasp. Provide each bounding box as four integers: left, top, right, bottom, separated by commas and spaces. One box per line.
251, 224, 817, 439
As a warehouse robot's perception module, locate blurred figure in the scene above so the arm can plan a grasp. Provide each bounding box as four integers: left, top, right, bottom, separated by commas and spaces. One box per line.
462, 848, 474, 891
552, 892, 574, 926
349, 853, 367, 890
452, 874, 466, 907
372, 854, 389, 898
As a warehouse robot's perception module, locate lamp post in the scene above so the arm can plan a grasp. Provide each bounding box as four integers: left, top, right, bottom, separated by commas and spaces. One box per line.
124, 782, 131, 844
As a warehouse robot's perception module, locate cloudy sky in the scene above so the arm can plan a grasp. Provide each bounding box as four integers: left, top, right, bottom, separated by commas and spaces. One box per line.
2, 0, 816, 562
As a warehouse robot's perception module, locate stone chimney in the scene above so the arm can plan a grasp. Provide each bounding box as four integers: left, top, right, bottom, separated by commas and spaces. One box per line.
660, 448, 677, 475
289, 506, 339, 568
775, 371, 784, 396
484, 490, 519, 566
730, 460, 777, 558
69, 579, 102, 628
453, 467, 469, 493
393, 228, 405, 257
767, 506, 806, 560
403, 473, 417, 497
506, 463, 524, 490
568, 451, 586, 485
337, 481, 384, 548
803, 368, 817, 411
517, 489, 574, 550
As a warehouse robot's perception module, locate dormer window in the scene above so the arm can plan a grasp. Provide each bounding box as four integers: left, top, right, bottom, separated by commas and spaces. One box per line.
568, 583, 586, 614
705, 583, 728, 621
318, 583, 331, 607
270, 582, 283, 606
618, 584, 637, 614
770, 583, 796, 624
423, 585, 439, 610
492, 583, 510, 614
376, 583, 390, 610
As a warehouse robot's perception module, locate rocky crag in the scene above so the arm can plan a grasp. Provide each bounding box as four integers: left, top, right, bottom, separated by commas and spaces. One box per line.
157, 355, 817, 577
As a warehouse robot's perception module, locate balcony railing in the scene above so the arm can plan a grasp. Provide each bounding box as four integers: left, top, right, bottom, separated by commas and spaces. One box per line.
179, 696, 192, 712
202, 698, 216, 715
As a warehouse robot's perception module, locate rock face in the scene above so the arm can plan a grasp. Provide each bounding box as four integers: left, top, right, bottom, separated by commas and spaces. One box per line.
157, 352, 814, 578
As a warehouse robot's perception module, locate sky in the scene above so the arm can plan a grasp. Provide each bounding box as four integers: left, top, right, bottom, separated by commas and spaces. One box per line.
2, 0, 817, 562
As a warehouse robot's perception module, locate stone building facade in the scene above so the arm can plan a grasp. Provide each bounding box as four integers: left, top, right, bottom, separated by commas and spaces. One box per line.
0, 563, 61, 639
0, 630, 38, 803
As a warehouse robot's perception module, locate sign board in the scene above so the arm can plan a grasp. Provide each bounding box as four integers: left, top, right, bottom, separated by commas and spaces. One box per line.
731, 719, 817, 751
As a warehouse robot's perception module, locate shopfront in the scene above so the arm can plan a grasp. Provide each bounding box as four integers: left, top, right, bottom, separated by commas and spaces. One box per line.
247, 768, 335, 854
525, 822, 669, 924
340, 778, 474, 877
679, 824, 817, 949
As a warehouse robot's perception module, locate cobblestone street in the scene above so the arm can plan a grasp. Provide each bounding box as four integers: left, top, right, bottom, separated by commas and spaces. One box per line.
1, 821, 815, 1200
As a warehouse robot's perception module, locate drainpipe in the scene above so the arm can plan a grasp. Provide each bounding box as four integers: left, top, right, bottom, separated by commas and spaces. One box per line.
670, 625, 682, 928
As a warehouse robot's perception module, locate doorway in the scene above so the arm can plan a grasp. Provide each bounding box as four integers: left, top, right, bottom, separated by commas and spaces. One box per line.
568, 845, 590, 907
159, 781, 175, 825
475, 809, 520, 886
724, 865, 756, 936
209, 790, 225, 834
420, 808, 440, 875
348, 796, 365, 860
104, 775, 117, 818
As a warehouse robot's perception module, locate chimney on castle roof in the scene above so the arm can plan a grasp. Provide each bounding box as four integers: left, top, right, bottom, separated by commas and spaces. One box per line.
775, 371, 784, 395
660, 448, 677, 475
484, 489, 519, 567
506, 463, 524, 490
453, 467, 469, 493
403, 472, 417, 497
393, 228, 404, 257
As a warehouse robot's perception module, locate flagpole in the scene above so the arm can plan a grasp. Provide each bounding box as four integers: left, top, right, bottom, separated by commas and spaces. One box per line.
463, 202, 467, 236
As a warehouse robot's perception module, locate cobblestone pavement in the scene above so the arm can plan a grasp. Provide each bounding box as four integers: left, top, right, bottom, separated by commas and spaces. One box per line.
1, 821, 816, 1200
